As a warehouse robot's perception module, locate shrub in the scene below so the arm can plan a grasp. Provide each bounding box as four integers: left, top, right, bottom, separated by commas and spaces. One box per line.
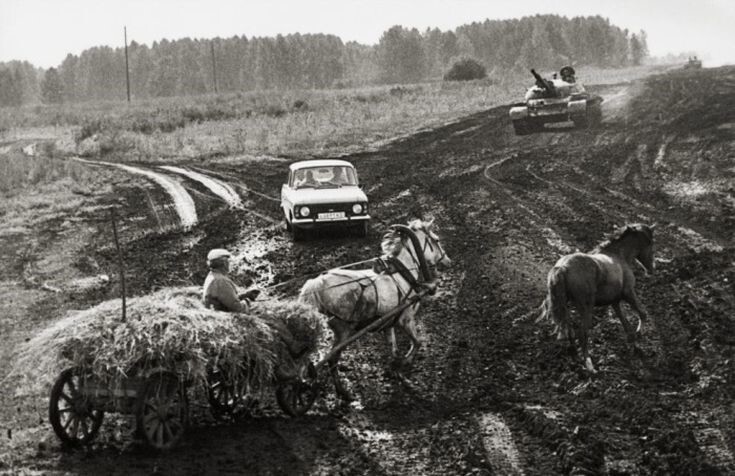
389, 86, 408, 97
181, 106, 206, 124
75, 118, 107, 143
39, 141, 57, 158
353, 93, 384, 104
157, 114, 187, 133
130, 117, 156, 135
444, 57, 487, 81
262, 104, 286, 118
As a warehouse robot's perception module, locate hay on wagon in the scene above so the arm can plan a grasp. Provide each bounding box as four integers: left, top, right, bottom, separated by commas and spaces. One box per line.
12, 287, 328, 395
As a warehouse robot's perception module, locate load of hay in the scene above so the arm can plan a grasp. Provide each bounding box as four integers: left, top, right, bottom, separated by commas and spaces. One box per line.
12, 287, 328, 395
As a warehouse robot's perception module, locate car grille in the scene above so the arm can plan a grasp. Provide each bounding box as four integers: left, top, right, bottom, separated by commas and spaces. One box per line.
301, 202, 366, 217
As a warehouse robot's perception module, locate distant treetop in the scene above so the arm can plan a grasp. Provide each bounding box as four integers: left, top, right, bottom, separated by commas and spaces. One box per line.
0, 14, 646, 105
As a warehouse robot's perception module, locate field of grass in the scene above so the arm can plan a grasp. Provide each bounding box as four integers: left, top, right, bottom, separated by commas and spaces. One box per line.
0, 79, 517, 162
0, 64, 672, 166
0, 150, 116, 234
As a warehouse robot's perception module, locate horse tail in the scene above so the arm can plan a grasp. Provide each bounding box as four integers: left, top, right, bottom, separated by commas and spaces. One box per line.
537, 266, 570, 338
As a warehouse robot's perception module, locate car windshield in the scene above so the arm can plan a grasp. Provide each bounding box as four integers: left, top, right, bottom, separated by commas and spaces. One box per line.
293, 166, 357, 189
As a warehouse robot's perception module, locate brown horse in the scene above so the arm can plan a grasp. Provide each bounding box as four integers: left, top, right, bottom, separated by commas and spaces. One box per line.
538, 224, 655, 372
299, 219, 451, 399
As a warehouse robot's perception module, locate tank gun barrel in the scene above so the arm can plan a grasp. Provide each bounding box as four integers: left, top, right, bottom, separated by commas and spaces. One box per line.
530, 69, 556, 95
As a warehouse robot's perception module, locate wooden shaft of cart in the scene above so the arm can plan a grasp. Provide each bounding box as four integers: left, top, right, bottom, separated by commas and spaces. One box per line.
315, 289, 430, 371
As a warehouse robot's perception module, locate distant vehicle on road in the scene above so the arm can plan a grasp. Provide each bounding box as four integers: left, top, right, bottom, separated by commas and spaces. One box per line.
683, 56, 702, 69
509, 66, 603, 135
281, 159, 370, 240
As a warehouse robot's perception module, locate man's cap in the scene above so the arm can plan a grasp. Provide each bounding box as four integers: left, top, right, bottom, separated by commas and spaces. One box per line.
207, 249, 232, 261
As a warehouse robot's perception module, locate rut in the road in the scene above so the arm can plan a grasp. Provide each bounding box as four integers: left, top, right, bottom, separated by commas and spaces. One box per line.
74, 158, 198, 228
159, 166, 243, 208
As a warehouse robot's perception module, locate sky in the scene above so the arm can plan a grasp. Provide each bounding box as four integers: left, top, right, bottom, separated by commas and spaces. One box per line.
1, 0, 734, 68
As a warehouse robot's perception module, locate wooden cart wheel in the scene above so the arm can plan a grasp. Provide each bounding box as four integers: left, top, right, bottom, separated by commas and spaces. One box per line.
49, 367, 104, 446
136, 372, 188, 450
276, 361, 318, 417
207, 369, 256, 420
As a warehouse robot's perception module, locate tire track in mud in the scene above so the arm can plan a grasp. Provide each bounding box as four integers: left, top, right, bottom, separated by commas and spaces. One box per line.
73, 158, 198, 228
483, 160, 573, 254
74, 160, 280, 231
160, 165, 243, 208
185, 165, 284, 226
681, 410, 735, 470
424, 164, 588, 474
477, 412, 526, 475
188, 165, 281, 203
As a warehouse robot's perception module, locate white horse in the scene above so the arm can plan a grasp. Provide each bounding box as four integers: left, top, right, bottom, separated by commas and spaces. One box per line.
299, 218, 451, 400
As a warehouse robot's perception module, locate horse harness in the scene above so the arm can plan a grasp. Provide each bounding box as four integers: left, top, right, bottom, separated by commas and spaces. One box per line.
365, 230, 442, 329
420, 230, 447, 268
323, 228, 442, 329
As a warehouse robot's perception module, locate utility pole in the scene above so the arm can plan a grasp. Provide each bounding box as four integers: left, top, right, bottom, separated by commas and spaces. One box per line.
110, 209, 127, 323
210, 40, 218, 94
124, 26, 131, 102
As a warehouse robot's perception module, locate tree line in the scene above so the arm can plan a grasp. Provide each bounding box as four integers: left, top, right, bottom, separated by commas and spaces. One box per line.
0, 14, 648, 106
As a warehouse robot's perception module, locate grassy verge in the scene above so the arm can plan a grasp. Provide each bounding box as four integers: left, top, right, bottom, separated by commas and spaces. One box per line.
0, 150, 116, 234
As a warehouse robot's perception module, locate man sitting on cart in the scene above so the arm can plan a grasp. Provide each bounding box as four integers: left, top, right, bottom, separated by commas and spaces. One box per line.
203, 249, 304, 378
202, 248, 258, 312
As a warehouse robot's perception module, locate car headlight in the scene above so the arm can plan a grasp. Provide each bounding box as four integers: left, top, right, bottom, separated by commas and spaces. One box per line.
299, 206, 310, 217
352, 203, 363, 214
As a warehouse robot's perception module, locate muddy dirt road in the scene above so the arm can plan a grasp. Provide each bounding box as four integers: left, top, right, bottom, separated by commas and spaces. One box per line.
2, 66, 734, 475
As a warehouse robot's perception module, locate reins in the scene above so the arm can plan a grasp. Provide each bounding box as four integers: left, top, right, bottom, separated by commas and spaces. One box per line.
251, 223, 444, 303
259, 257, 378, 291
254, 259, 424, 301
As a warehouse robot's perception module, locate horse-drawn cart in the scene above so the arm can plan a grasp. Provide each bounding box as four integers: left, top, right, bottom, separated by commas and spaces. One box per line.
49, 350, 324, 449
42, 219, 449, 450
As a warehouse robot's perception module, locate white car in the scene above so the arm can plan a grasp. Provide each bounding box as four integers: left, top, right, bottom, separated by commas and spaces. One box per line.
281, 159, 370, 240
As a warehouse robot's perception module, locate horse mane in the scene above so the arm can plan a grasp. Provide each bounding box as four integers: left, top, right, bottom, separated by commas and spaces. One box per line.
381, 218, 433, 256
593, 224, 652, 252
380, 229, 403, 257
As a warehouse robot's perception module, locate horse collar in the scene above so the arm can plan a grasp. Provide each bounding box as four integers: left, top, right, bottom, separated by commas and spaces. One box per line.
390, 225, 433, 283
387, 256, 422, 290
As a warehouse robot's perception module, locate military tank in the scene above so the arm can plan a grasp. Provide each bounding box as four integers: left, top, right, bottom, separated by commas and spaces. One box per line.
683, 56, 702, 69
509, 66, 603, 135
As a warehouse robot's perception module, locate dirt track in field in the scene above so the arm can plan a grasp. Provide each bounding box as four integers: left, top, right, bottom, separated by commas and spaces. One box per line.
2, 66, 734, 475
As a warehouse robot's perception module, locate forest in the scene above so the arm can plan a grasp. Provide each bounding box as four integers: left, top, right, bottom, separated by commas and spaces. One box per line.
0, 14, 648, 106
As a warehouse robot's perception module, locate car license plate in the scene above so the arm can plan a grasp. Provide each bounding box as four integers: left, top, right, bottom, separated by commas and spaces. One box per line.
318, 212, 345, 220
